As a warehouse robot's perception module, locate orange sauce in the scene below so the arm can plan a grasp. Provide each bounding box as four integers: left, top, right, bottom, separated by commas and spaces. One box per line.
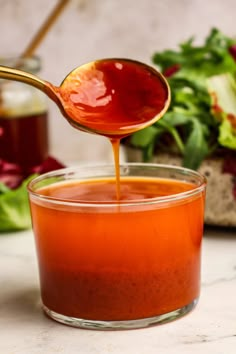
31, 177, 205, 321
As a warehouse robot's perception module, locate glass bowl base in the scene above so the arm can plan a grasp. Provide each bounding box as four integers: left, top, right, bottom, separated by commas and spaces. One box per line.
42, 298, 198, 330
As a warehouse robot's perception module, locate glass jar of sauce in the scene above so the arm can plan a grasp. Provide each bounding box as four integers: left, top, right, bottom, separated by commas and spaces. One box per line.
0, 56, 49, 171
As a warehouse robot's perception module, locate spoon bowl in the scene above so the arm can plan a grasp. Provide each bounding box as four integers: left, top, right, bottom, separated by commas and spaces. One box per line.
0, 58, 170, 137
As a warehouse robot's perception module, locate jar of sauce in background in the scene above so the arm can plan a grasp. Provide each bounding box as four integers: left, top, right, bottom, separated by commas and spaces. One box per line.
0, 56, 49, 171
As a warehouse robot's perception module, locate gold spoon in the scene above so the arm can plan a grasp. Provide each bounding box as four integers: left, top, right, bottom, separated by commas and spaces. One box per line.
0, 58, 170, 137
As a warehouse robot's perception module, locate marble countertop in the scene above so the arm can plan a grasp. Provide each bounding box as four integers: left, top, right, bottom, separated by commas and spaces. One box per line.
1, 226, 236, 354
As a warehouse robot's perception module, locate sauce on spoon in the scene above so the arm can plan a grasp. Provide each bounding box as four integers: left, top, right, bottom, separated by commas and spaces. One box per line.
56, 58, 169, 137
54, 58, 170, 198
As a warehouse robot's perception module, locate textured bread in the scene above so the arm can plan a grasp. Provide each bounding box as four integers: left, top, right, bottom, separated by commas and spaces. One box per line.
125, 147, 236, 227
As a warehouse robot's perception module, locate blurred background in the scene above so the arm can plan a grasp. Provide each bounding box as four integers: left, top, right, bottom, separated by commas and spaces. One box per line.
1, 0, 236, 165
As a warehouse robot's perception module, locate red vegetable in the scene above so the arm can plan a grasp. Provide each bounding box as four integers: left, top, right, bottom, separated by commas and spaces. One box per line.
163, 64, 180, 78
222, 154, 236, 199
229, 45, 236, 61
0, 157, 65, 189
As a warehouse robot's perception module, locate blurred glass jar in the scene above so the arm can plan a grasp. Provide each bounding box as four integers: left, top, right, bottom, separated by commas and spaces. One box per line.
0, 56, 49, 170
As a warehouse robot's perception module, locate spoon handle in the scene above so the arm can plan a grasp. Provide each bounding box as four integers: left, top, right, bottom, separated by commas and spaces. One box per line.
0, 65, 63, 113
0, 65, 47, 92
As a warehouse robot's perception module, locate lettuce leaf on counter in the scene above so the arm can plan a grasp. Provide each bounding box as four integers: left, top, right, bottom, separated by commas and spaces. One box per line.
0, 157, 65, 233
0, 175, 36, 232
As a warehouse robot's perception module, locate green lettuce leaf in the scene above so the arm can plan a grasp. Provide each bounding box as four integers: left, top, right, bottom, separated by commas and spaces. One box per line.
0, 175, 37, 233
130, 125, 165, 161
183, 118, 209, 169
0, 182, 10, 194
207, 73, 236, 149
219, 119, 236, 149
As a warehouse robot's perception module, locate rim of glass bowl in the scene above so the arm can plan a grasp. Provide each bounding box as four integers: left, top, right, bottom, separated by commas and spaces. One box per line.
27, 163, 207, 208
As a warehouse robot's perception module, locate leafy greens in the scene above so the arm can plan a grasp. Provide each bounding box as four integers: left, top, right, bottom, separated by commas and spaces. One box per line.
130, 28, 236, 169
0, 175, 36, 232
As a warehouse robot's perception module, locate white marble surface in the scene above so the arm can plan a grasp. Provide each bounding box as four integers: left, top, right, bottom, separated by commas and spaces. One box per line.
0, 226, 236, 354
